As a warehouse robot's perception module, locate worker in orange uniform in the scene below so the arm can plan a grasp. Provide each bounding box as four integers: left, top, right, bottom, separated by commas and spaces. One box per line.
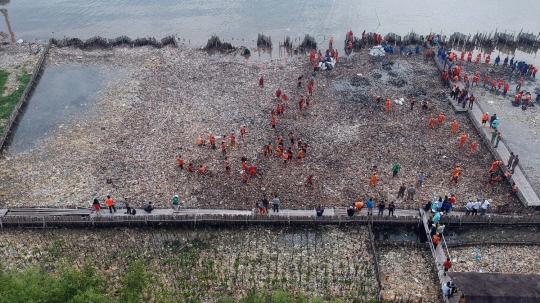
507, 183, 518, 197
187, 163, 193, 172
271, 117, 276, 130
209, 133, 216, 150
221, 142, 227, 157
472, 72, 480, 86
248, 164, 258, 177
467, 52, 473, 62
483, 72, 490, 86
491, 79, 497, 90
307, 83, 313, 95
475, 53, 481, 63
297, 149, 303, 163
240, 125, 246, 138
460, 51, 465, 61
224, 158, 231, 173
481, 112, 489, 127
451, 120, 458, 134
463, 73, 469, 83
105, 195, 116, 213
516, 76, 524, 90
429, 117, 436, 129
275, 88, 282, 100
306, 175, 314, 189
488, 160, 503, 173
470, 141, 478, 154
438, 112, 446, 127
198, 165, 206, 175
498, 78, 504, 90
242, 172, 248, 183
485, 54, 491, 64
177, 155, 184, 169
459, 132, 468, 147
230, 133, 236, 147
453, 75, 459, 83
369, 172, 378, 187
449, 165, 461, 184
385, 99, 391, 112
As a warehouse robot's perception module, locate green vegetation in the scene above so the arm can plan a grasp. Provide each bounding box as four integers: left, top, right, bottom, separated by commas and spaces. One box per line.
0, 260, 378, 303
0, 68, 32, 133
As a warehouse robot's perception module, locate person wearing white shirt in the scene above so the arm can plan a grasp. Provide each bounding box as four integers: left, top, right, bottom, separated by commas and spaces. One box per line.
465, 200, 473, 215
481, 199, 491, 216
472, 199, 481, 216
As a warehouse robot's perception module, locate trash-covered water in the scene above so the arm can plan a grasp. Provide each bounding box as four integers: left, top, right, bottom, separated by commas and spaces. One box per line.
1, 0, 539, 64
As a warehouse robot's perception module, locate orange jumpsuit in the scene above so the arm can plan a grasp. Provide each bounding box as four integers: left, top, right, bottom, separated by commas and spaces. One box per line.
438, 113, 445, 126
470, 141, 478, 153
240, 126, 246, 138
460, 51, 465, 61
230, 134, 236, 147
451, 120, 458, 134
485, 55, 491, 64
463, 73, 469, 83
385, 99, 391, 112
475, 53, 481, 63
369, 173, 378, 186
473, 72, 480, 85
429, 117, 436, 129
498, 78, 504, 89
459, 133, 468, 147
488, 160, 502, 173
467, 52, 472, 62
491, 79, 497, 89
483, 73, 490, 86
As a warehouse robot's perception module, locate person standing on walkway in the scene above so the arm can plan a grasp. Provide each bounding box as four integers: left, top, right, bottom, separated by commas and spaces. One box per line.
407, 185, 416, 201
392, 163, 401, 178
106, 195, 116, 214
366, 198, 374, 216
172, 195, 179, 212
489, 114, 497, 128
490, 128, 498, 144
93, 198, 101, 214
480, 199, 491, 215
511, 155, 519, 173
432, 232, 441, 249
444, 257, 453, 276
491, 118, 500, 130
494, 131, 502, 148
272, 195, 280, 213
388, 201, 395, 216
397, 184, 406, 199
465, 200, 473, 215
261, 195, 269, 213
507, 152, 515, 167
472, 198, 480, 215
377, 201, 385, 216
481, 112, 489, 127
468, 94, 475, 109
316, 205, 324, 217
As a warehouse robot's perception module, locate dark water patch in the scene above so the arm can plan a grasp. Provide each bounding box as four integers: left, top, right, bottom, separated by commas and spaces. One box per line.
373, 225, 420, 242
7, 63, 116, 154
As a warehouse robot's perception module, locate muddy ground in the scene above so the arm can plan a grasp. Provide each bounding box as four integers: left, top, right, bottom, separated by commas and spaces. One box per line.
0, 45, 520, 210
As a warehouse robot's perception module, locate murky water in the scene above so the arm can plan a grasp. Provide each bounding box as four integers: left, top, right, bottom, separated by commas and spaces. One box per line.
8, 63, 116, 154
0, 0, 539, 63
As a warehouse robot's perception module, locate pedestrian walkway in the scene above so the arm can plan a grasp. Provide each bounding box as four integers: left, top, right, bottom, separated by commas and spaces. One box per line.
420, 209, 462, 303
433, 55, 540, 207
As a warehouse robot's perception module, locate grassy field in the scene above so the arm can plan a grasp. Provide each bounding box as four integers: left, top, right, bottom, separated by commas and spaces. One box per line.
0, 68, 31, 134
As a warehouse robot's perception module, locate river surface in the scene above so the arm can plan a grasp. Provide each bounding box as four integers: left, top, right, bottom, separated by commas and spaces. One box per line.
1, 0, 539, 62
